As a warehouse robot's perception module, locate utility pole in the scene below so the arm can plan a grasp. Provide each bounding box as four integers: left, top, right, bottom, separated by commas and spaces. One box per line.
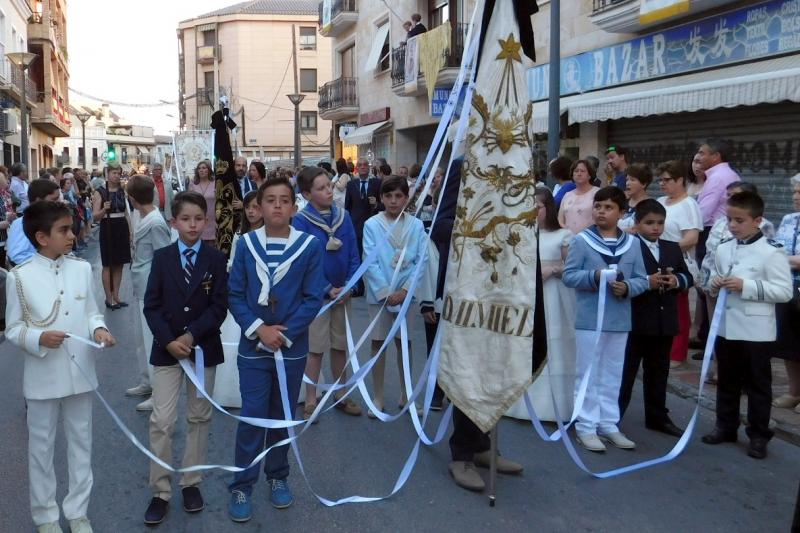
76, 112, 91, 167
287, 24, 305, 169
546, 0, 561, 184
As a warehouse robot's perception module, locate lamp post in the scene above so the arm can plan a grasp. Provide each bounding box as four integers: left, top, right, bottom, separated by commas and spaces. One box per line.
287, 93, 305, 169
75, 112, 91, 167
6, 52, 37, 167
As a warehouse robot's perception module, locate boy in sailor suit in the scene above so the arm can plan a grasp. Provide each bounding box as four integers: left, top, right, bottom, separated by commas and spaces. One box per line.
701, 191, 792, 459
5, 201, 115, 533
227, 176, 325, 521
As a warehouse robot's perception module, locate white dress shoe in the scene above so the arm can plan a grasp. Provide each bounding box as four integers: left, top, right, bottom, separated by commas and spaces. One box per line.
600, 431, 636, 450
125, 383, 152, 397
136, 398, 153, 412
68, 517, 93, 533
577, 433, 606, 452
37, 522, 63, 533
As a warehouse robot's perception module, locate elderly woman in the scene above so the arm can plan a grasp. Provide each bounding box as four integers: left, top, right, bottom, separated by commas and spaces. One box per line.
657, 161, 703, 368
558, 159, 599, 234
772, 173, 800, 411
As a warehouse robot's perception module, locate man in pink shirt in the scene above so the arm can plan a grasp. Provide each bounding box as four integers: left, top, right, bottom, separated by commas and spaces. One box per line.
696, 139, 740, 228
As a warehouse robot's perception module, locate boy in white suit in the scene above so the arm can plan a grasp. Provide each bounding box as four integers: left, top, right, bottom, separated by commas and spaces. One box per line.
5, 201, 116, 533
701, 191, 792, 459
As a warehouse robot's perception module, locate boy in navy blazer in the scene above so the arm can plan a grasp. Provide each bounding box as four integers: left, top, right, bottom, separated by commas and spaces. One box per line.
618, 199, 693, 437
142, 191, 228, 525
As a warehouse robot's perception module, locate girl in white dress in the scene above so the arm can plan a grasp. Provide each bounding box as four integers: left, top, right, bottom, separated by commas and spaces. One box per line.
214, 191, 263, 408
507, 189, 577, 421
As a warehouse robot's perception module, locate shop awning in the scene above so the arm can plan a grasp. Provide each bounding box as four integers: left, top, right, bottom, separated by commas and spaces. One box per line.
341, 121, 389, 145
563, 55, 800, 125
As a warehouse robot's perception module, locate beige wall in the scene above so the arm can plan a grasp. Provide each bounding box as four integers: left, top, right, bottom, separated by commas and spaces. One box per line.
180, 14, 332, 158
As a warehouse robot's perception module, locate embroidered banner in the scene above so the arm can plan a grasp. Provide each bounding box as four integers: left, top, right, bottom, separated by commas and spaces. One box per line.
438, 0, 541, 433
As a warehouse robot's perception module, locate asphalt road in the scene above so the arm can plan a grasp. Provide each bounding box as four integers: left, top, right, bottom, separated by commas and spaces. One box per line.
0, 239, 798, 533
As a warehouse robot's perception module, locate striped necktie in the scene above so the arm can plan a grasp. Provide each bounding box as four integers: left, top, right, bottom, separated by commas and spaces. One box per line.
183, 248, 196, 285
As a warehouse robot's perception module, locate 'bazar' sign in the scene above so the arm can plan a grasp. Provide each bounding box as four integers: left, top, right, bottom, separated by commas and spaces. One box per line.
527, 0, 800, 100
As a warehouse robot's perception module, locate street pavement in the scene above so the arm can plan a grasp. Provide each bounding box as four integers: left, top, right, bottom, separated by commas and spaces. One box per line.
0, 238, 798, 533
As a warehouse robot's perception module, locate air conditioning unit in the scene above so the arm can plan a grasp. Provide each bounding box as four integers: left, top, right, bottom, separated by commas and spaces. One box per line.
1, 111, 19, 134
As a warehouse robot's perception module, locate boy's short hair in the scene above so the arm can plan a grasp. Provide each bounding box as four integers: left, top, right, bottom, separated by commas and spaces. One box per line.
727, 191, 764, 218
28, 178, 60, 203
296, 166, 327, 194
171, 190, 207, 217
23, 201, 73, 249
634, 198, 666, 223
593, 186, 626, 210
258, 176, 296, 204
126, 174, 155, 205
549, 156, 572, 181
626, 163, 653, 189
380, 175, 409, 197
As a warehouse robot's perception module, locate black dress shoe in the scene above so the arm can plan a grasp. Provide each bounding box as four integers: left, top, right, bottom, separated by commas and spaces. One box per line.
747, 437, 768, 459
430, 396, 444, 411
646, 420, 684, 437
144, 497, 169, 525
182, 486, 205, 513
701, 428, 738, 445
115, 301, 129, 307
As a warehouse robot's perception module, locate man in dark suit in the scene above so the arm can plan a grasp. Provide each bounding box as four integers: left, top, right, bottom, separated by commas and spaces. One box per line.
344, 157, 382, 253
142, 191, 229, 524
618, 199, 693, 437
407, 13, 428, 38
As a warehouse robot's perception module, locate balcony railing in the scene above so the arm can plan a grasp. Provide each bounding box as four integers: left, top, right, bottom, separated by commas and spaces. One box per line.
592, 0, 636, 13
318, 0, 357, 25
318, 77, 358, 113
0, 60, 39, 98
391, 23, 469, 87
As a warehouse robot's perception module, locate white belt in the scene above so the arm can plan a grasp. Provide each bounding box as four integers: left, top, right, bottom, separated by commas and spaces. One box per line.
107, 212, 125, 219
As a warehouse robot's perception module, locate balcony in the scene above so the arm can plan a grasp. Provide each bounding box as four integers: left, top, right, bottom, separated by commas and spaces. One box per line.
590, 0, 740, 33
318, 77, 358, 120
392, 23, 469, 97
0, 60, 40, 106
197, 45, 220, 64
318, 0, 358, 38
30, 87, 71, 137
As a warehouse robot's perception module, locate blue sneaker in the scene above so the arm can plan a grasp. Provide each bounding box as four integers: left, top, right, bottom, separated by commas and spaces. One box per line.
269, 478, 294, 509
228, 489, 252, 522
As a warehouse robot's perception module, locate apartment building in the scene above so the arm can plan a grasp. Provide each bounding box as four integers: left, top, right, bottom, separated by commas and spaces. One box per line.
177, 0, 333, 163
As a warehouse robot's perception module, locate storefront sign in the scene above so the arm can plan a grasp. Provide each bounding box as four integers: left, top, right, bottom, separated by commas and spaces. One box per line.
430, 87, 451, 117
360, 107, 390, 126
527, 0, 800, 101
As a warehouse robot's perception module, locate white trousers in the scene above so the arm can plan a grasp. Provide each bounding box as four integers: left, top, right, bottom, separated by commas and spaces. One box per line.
135, 299, 154, 387
574, 330, 628, 436
27, 393, 93, 525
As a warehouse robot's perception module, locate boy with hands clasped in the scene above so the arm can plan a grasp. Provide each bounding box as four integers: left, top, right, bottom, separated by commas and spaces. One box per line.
563, 186, 649, 453
6, 201, 115, 533
701, 191, 792, 459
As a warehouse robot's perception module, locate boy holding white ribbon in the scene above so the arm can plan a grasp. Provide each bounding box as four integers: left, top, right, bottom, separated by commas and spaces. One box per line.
563, 186, 649, 453
293, 166, 362, 419
701, 191, 792, 459
6, 201, 115, 533
362, 176, 429, 418
227, 176, 325, 521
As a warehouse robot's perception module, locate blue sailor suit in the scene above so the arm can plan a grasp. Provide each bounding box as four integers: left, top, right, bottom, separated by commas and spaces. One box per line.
227, 226, 325, 490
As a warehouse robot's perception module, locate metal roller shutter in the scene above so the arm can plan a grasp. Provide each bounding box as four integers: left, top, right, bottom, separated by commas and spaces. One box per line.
607, 102, 800, 222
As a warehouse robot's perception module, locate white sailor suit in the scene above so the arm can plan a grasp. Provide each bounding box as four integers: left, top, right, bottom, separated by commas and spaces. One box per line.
707, 232, 793, 439
5, 253, 107, 526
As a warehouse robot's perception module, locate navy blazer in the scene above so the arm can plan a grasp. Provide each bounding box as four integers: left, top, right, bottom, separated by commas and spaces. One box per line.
630, 237, 693, 337
143, 242, 229, 366
344, 176, 382, 241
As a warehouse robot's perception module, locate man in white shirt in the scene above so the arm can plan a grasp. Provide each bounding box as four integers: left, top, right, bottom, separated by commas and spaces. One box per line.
9, 163, 29, 215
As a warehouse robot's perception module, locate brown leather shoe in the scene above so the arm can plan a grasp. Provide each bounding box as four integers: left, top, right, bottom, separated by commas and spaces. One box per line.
335, 397, 363, 416
449, 461, 485, 491
473, 451, 524, 474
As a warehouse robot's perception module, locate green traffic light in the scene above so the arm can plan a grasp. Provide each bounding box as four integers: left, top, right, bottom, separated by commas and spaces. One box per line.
107, 149, 116, 161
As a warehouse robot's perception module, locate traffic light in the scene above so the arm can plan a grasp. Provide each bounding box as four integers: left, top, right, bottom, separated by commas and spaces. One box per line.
107, 146, 116, 161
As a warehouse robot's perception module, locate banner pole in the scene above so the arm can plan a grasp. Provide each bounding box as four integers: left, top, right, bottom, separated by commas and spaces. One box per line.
488, 426, 498, 507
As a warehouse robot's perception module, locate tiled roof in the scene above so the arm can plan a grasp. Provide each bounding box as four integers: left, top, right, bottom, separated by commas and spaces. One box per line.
187, 0, 318, 21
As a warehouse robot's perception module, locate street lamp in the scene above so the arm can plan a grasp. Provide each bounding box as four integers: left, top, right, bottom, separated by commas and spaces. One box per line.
287, 92, 305, 169
75, 112, 91, 167
6, 52, 37, 167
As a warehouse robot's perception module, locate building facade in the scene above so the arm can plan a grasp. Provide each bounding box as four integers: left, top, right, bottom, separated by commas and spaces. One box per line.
177, 0, 333, 164
318, 0, 475, 170
529, 0, 800, 221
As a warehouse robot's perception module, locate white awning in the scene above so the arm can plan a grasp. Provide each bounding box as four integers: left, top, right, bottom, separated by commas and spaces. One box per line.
342, 121, 389, 145
564, 55, 800, 125
138, 146, 151, 155
363, 23, 390, 74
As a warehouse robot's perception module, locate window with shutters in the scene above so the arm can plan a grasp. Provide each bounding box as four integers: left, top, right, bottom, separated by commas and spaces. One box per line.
299, 27, 316, 50
300, 111, 317, 133
300, 68, 317, 92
